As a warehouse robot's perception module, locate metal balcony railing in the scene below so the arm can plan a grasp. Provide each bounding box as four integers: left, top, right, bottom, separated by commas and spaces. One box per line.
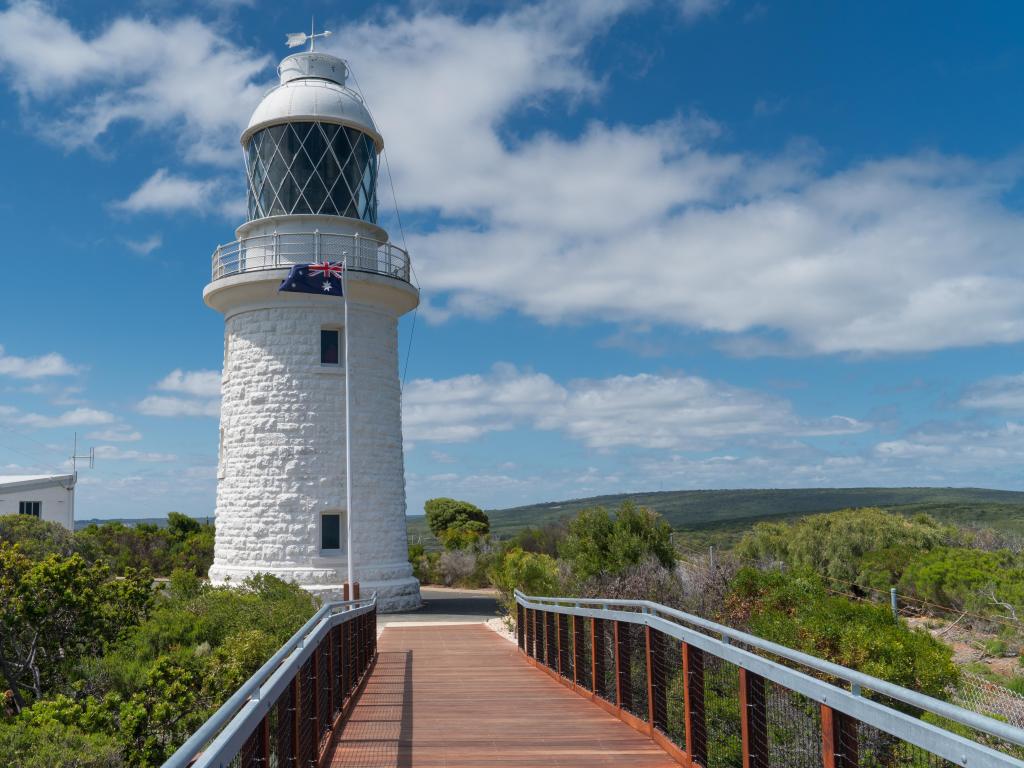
211, 231, 411, 283
515, 590, 1024, 768
162, 596, 377, 768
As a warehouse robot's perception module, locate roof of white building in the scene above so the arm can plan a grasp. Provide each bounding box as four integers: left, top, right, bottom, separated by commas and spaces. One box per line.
0, 474, 75, 488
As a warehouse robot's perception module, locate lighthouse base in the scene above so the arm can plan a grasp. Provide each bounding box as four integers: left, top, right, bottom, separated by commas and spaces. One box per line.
209, 562, 422, 613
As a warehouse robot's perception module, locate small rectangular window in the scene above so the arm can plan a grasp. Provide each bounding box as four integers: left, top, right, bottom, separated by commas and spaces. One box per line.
321, 329, 340, 365
322, 513, 341, 550
19, 501, 40, 517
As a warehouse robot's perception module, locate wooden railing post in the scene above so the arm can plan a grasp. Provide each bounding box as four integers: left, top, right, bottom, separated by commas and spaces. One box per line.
739, 668, 768, 768
682, 642, 707, 766
615, 620, 633, 712
822, 704, 858, 768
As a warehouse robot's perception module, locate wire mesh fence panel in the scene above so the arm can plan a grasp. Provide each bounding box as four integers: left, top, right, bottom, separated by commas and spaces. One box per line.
854, 721, 958, 768
558, 613, 573, 680
654, 632, 686, 750
596, 618, 617, 704
275, 679, 296, 768
265, 695, 280, 768
331, 626, 342, 719
545, 611, 557, 670
701, 655, 743, 768
298, 660, 316, 767
763, 680, 822, 768
621, 622, 649, 723
574, 616, 592, 691
318, 641, 331, 746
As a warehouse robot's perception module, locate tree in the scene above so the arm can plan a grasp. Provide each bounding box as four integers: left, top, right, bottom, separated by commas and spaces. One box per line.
423, 498, 490, 549
558, 502, 675, 581
0, 544, 153, 711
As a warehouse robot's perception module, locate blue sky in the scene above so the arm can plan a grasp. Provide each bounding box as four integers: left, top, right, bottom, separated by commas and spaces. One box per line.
1, 0, 1024, 520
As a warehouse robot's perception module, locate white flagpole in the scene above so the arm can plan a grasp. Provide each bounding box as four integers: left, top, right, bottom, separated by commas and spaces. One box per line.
343, 251, 354, 593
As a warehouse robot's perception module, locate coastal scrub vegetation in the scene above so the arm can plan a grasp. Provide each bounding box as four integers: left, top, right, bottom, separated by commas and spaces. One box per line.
0, 527, 313, 767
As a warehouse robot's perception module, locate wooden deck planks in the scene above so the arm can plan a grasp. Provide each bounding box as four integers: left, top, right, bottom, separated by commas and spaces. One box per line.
325, 624, 679, 768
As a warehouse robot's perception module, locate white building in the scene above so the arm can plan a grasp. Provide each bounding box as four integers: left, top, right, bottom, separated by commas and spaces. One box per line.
0, 474, 75, 530
205, 49, 421, 611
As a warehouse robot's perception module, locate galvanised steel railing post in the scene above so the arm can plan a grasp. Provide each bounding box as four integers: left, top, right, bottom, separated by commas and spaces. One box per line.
517, 604, 525, 651
739, 668, 768, 768
822, 704, 858, 768
592, 617, 604, 698
682, 641, 707, 766
326, 629, 336, 724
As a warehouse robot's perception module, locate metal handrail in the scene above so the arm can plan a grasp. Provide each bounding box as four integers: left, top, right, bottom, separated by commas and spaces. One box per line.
163, 594, 377, 768
516, 590, 1024, 767
210, 231, 411, 284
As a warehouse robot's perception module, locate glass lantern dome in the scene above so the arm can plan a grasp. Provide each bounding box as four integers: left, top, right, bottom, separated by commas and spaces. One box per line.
241, 52, 382, 224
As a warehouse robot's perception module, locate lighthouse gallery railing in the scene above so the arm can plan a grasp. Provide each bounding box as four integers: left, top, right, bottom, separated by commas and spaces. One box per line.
211, 231, 411, 283
161, 596, 377, 768
516, 590, 1024, 768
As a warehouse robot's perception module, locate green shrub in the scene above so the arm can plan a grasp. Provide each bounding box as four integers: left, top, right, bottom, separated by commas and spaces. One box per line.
0, 514, 76, 560
488, 546, 561, 614
558, 501, 675, 581
724, 568, 958, 700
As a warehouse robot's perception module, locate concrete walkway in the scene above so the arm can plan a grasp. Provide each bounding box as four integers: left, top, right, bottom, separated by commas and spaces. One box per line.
377, 587, 502, 628
325, 624, 678, 767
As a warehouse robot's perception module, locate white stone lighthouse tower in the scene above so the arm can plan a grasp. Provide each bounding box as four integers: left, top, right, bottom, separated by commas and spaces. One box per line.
206, 47, 421, 611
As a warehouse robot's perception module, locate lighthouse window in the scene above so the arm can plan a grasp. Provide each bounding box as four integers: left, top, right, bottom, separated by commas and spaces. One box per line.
321, 513, 341, 551
321, 329, 340, 365
245, 121, 378, 223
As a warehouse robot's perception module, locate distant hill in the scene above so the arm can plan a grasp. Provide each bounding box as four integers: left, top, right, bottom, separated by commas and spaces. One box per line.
406, 487, 1024, 549
74, 516, 212, 531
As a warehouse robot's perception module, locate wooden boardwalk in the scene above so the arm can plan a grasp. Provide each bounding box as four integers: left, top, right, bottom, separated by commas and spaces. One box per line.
325, 624, 678, 767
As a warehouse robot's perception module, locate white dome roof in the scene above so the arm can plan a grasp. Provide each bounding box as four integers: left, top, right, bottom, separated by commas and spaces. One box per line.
241, 53, 382, 150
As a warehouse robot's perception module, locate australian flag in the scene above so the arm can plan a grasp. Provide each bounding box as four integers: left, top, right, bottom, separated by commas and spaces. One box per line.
278, 261, 344, 297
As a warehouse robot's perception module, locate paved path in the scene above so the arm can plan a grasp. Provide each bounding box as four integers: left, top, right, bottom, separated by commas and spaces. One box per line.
377, 587, 501, 628
325, 624, 677, 767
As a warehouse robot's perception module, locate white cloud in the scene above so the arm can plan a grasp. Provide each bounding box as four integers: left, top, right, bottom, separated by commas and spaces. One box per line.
0, 345, 79, 378
0, 405, 116, 428
678, 0, 728, 23
114, 169, 215, 213
403, 363, 868, 449
123, 234, 163, 255
157, 369, 222, 398
0, 1, 271, 165
87, 426, 143, 442
94, 445, 177, 462
136, 369, 221, 417
960, 373, 1024, 412
137, 395, 220, 418
335, 9, 1024, 356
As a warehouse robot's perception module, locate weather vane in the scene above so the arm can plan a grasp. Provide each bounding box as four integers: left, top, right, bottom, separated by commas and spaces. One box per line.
286, 18, 332, 52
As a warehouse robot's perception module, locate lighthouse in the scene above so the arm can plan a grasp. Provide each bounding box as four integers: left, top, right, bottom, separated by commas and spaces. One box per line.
205, 43, 421, 612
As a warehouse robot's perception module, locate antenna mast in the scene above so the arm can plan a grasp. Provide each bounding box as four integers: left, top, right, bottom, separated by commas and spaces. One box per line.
70, 432, 95, 476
